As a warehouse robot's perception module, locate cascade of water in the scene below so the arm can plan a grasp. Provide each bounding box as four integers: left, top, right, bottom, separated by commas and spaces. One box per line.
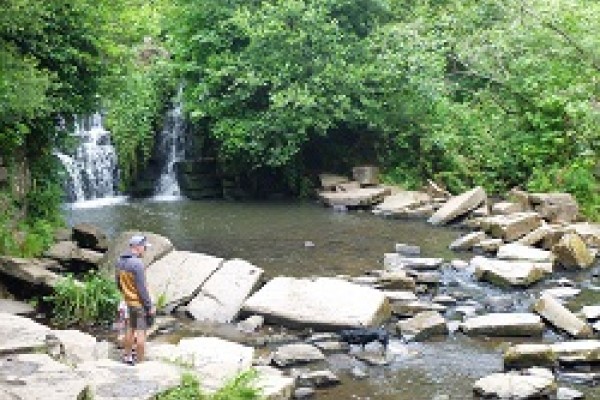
55, 113, 120, 202
155, 88, 186, 198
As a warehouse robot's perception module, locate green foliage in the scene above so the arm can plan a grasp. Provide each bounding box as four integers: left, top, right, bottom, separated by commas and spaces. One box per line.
44, 272, 121, 328
157, 371, 263, 400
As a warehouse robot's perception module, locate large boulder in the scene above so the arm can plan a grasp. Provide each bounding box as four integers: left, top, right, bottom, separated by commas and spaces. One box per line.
44, 240, 104, 269
471, 256, 552, 288
186, 258, 263, 323
72, 223, 109, 251
460, 313, 545, 337
483, 212, 543, 242
372, 191, 430, 217
533, 295, 592, 338
241, 277, 390, 330
552, 233, 595, 269
567, 223, 600, 247
148, 337, 254, 392
0, 313, 50, 354
146, 251, 223, 310
77, 359, 182, 400
473, 368, 557, 400
529, 192, 579, 223
0, 354, 89, 400
0, 257, 62, 290
318, 173, 349, 191
497, 243, 555, 263
428, 186, 486, 225
396, 311, 448, 341
103, 231, 174, 274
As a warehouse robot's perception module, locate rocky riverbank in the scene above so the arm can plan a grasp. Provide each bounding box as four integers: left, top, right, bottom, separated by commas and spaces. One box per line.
1, 178, 599, 399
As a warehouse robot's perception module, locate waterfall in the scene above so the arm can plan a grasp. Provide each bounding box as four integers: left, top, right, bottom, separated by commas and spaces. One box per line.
55, 113, 120, 203
154, 88, 186, 199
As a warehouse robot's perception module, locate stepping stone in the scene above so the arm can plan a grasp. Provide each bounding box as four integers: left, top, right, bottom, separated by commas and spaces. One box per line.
460, 313, 544, 337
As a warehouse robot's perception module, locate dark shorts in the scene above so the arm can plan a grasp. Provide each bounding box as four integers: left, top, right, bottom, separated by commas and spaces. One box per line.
128, 306, 153, 330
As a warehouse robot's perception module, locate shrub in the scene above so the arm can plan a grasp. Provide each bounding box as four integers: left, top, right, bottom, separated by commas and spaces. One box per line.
44, 272, 120, 328
157, 370, 263, 400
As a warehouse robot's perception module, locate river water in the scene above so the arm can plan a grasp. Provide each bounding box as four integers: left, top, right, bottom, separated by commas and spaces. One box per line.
64, 199, 600, 399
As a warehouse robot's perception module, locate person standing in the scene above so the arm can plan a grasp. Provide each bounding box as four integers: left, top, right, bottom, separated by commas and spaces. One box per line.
115, 234, 155, 364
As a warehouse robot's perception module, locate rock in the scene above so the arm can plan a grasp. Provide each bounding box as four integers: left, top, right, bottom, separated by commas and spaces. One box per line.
147, 251, 223, 310
384, 254, 444, 270
293, 387, 315, 399
352, 166, 379, 186
473, 238, 504, 253
186, 258, 264, 323
351, 366, 368, 379
0, 299, 35, 315
428, 186, 487, 225
426, 179, 452, 199
77, 359, 182, 400
403, 204, 436, 218
541, 226, 568, 250
237, 315, 265, 333
557, 387, 584, 400
336, 181, 361, 192
72, 223, 109, 251
318, 186, 390, 207
297, 370, 340, 388
242, 277, 390, 330
44, 240, 78, 262
471, 205, 490, 217
395, 243, 421, 256
567, 223, 600, 247
491, 201, 523, 215
354, 352, 392, 366
497, 243, 556, 263
272, 343, 325, 367
516, 224, 553, 246
376, 271, 416, 291
396, 311, 448, 341
540, 287, 580, 301
313, 340, 349, 353
0, 354, 88, 400
372, 191, 430, 217
581, 305, 600, 321
471, 256, 551, 288
391, 301, 446, 318
254, 365, 295, 400
473, 368, 557, 400
318, 174, 349, 191
382, 291, 418, 302
0, 256, 63, 289
53, 227, 72, 242
44, 241, 105, 268
460, 313, 545, 337
450, 259, 470, 269
45, 330, 101, 365
483, 212, 543, 241
0, 313, 50, 354
552, 233, 595, 269
534, 295, 592, 338
529, 192, 579, 223
449, 231, 486, 251
432, 295, 457, 306
148, 337, 254, 392
504, 340, 600, 369
406, 270, 440, 285
104, 231, 174, 274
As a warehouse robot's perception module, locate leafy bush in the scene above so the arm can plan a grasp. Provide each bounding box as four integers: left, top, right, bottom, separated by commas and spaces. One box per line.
44, 272, 121, 328
157, 370, 263, 400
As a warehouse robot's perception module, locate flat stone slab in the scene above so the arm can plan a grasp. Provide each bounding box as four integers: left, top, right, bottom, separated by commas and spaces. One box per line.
186, 258, 263, 323
254, 366, 295, 400
471, 256, 552, 288
382, 291, 418, 302
505, 340, 600, 369
0, 299, 35, 315
473, 368, 556, 399
581, 306, 600, 320
0, 257, 62, 289
48, 329, 101, 365
242, 277, 390, 329
497, 243, 555, 263
460, 313, 544, 337
147, 251, 223, 309
318, 173, 349, 190
0, 313, 50, 354
482, 212, 543, 242
391, 301, 447, 317
567, 223, 600, 247
0, 354, 88, 400
148, 337, 253, 392
534, 295, 592, 338
77, 359, 181, 400
428, 186, 486, 225
372, 191, 430, 216
384, 254, 444, 270
272, 343, 326, 367
318, 187, 390, 207
449, 231, 486, 251
396, 311, 448, 341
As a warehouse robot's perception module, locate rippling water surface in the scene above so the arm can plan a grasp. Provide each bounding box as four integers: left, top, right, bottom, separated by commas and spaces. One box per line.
65, 198, 600, 399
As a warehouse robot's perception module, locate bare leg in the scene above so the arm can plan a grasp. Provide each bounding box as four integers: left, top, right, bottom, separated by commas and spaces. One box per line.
134, 330, 147, 362
123, 328, 134, 361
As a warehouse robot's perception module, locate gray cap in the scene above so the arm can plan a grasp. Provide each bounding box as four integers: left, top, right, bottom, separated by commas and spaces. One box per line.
129, 235, 152, 248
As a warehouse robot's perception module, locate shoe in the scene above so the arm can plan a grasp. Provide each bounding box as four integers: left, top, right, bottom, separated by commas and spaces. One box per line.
122, 354, 135, 366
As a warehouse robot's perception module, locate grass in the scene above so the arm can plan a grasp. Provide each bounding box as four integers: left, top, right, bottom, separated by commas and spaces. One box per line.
157, 370, 263, 400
